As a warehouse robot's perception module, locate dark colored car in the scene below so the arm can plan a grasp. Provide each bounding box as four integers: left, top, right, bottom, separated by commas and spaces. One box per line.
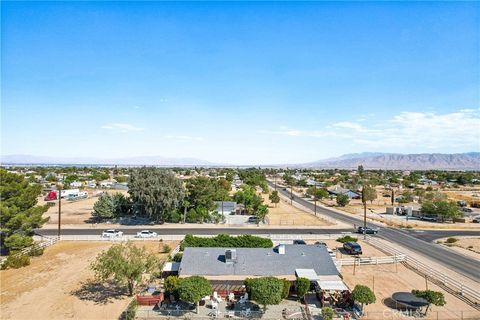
293, 240, 307, 245
343, 242, 362, 255
247, 216, 259, 223
357, 226, 379, 234
315, 241, 327, 246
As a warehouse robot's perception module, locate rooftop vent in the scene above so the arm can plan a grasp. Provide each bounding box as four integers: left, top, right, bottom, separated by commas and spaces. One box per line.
225, 249, 237, 263
278, 244, 286, 255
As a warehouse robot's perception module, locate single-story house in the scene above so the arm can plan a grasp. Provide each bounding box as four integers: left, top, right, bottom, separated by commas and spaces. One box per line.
178, 244, 340, 287
327, 185, 360, 199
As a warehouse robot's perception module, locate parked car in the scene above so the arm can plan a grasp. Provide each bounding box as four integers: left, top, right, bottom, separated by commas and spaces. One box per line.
462, 207, 473, 213
343, 242, 362, 255
315, 241, 327, 246
420, 215, 437, 222
293, 239, 307, 245
357, 226, 379, 234
102, 229, 123, 237
247, 216, 259, 223
136, 230, 158, 238
472, 216, 480, 223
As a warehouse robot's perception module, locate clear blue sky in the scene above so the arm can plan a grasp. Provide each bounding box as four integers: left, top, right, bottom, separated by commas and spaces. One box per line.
2, 1, 479, 165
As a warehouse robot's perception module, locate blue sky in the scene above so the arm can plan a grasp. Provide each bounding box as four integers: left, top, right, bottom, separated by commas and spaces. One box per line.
1, 1, 479, 165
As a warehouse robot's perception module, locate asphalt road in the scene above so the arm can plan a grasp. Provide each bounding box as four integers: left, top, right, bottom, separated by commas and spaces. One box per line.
269, 181, 480, 282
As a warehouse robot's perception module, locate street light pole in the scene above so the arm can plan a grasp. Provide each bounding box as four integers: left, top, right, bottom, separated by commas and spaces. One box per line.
314, 183, 317, 216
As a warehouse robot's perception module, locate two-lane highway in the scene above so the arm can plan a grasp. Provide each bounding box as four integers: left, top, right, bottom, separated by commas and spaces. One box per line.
269, 181, 480, 282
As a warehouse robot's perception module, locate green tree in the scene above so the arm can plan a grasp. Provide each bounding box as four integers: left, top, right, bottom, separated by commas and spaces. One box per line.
164, 275, 182, 298
91, 242, 158, 296
233, 185, 263, 213
352, 285, 376, 311
245, 277, 283, 310
420, 199, 462, 222
128, 168, 185, 223
186, 177, 218, 211
269, 191, 280, 207
255, 204, 269, 223
336, 194, 350, 207
296, 277, 310, 300
362, 185, 377, 204
92, 192, 128, 220
0, 170, 49, 252
411, 290, 446, 314
178, 276, 212, 313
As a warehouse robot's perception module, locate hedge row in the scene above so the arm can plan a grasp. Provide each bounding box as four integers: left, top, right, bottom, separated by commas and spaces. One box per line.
181, 234, 273, 250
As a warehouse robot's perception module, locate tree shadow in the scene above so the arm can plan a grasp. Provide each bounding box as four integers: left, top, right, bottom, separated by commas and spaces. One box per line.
71, 280, 128, 304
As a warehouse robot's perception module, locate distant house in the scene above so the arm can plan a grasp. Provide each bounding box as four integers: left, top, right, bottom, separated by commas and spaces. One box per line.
70, 181, 83, 188
214, 201, 237, 216
99, 180, 116, 188
327, 185, 360, 199
306, 179, 323, 187
214, 201, 247, 215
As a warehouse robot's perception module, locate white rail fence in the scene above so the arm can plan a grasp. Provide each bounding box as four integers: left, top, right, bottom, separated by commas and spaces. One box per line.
364, 236, 480, 307
337, 254, 406, 266
1, 235, 60, 266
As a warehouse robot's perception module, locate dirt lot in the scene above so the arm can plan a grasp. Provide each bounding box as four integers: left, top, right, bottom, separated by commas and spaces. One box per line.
40, 190, 128, 226
0, 240, 177, 320
437, 236, 480, 260
262, 193, 332, 226
342, 263, 480, 319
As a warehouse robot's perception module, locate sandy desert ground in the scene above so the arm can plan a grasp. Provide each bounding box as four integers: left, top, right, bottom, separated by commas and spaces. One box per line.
0, 240, 178, 320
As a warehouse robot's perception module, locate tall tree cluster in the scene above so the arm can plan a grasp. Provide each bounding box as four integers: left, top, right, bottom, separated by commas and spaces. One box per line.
0, 169, 49, 252
128, 168, 185, 223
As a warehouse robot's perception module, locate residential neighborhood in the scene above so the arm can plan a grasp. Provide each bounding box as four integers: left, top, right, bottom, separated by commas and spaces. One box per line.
2, 0, 480, 319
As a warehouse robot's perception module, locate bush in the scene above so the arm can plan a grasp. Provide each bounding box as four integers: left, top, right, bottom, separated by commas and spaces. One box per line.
244, 277, 284, 309
181, 234, 273, 250
336, 194, 350, 207
161, 244, 172, 253
336, 236, 358, 243
2, 252, 30, 269
321, 307, 334, 320
446, 237, 458, 244
296, 277, 310, 300
172, 252, 183, 262
281, 279, 291, 299
124, 299, 138, 320
29, 244, 44, 257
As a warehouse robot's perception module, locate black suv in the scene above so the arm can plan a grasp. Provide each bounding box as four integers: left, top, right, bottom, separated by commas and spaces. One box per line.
357, 226, 379, 234
343, 242, 362, 255
293, 239, 307, 245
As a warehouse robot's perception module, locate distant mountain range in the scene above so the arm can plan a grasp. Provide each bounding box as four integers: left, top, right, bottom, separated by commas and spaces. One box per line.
1, 152, 479, 170
298, 152, 480, 170
0, 155, 220, 167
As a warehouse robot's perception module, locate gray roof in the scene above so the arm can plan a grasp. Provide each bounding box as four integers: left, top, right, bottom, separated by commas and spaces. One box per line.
179, 245, 338, 277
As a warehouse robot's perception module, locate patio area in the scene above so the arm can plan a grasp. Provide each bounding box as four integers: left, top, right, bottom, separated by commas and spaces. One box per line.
136, 295, 308, 319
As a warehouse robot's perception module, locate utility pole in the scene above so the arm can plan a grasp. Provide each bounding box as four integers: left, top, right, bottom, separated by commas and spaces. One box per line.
362, 184, 367, 240
274, 174, 277, 191
57, 186, 62, 238
314, 183, 317, 216
290, 184, 293, 205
